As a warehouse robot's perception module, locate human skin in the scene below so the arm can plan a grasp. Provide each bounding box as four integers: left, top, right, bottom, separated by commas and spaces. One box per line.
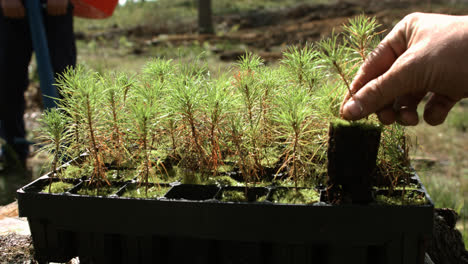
340, 13, 468, 126
1, 0, 68, 18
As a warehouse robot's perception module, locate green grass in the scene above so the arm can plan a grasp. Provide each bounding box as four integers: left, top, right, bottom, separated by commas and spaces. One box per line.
409, 100, 468, 248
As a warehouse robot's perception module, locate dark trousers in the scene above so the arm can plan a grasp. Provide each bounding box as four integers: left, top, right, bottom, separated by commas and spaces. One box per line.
0, 5, 76, 165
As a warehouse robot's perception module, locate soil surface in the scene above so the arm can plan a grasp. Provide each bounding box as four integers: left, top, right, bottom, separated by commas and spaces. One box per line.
0, 233, 35, 263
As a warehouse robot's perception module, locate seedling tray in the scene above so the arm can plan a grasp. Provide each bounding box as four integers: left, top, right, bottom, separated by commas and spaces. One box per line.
18, 174, 433, 264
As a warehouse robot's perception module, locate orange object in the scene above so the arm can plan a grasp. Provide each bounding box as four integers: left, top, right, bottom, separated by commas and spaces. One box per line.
71, 0, 118, 19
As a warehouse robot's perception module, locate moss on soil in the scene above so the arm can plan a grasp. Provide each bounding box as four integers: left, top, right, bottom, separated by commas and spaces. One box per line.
331, 118, 382, 132
375, 191, 428, 206
40, 181, 75, 194
62, 164, 92, 179
121, 185, 170, 198
77, 185, 121, 197
205, 175, 242, 186
220, 189, 267, 202
270, 188, 320, 204
107, 169, 136, 181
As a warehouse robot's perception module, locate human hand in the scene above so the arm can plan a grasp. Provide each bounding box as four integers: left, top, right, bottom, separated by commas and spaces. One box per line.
1, 0, 25, 18
47, 0, 68, 16
340, 13, 468, 126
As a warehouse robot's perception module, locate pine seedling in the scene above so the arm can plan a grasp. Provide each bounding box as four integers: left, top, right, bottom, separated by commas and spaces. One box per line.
102, 73, 130, 174
272, 85, 315, 188
36, 108, 71, 192
115, 72, 136, 106
227, 111, 253, 189
56, 66, 86, 158
377, 123, 412, 191
281, 44, 321, 90
233, 52, 266, 180
142, 58, 174, 84
128, 78, 166, 192
167, 66, 207, 175
202, 73, 235, 176
56, 66, 108, 187
343, 15, 381, 61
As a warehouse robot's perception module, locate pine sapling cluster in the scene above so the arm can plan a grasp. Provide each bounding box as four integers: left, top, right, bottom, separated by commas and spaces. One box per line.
35, 15, 414, 199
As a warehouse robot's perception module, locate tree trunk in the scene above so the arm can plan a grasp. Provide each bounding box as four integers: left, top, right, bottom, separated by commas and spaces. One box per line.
198, 0, 214, 34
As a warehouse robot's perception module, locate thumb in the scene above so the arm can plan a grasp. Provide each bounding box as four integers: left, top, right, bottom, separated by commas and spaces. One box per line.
341, 53, 418, 121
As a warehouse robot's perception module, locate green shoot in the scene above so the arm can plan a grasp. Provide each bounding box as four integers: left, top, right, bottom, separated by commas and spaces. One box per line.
272, 85, 315, 188
281, 44, 320, 90
36, 108, 71, 192
343, 15, 381, 61
317, 31, 354, 96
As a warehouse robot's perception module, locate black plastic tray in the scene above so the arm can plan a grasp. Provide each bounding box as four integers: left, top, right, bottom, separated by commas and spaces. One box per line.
17, 174, 434, 264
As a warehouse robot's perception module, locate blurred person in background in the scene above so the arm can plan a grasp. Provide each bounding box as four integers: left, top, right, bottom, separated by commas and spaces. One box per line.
0, 0, 76, 170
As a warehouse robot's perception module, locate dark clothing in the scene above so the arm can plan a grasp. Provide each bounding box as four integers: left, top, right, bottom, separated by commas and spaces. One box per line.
0, 4, 76, 165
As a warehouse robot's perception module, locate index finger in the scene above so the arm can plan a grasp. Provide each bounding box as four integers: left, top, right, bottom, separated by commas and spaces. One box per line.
340, 17, 410, 116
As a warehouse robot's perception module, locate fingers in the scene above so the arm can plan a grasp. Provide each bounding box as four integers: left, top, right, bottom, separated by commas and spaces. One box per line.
340, 18, 410, 117
47, 0, 68, 16
340, 15, 414, 120
1, 0, 25, 18
423, 93, 458, 126
341, 52, 417, 121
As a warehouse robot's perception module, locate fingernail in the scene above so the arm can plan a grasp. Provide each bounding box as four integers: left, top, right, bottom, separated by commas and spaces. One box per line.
344, 99, 363, 119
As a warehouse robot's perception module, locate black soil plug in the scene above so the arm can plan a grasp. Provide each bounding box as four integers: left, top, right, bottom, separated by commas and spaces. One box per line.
327, 120, 382, 204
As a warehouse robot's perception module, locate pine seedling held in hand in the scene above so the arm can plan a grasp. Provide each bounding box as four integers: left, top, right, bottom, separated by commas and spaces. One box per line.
343, 15, 381, 62
36, 108, 71, 192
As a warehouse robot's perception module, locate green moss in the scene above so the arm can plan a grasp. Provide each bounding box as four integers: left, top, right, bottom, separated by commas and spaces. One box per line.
61, 164, 92, 179
106, 170, 136, 181
121, 185, 170, 199
40, 181, 75, 194
205, 175, 241, 186
260, 147, 282, 168
220, 189, 267, 202
217, 164, 235, 173
270, 188, 320, 204
375, 191, 428, 206
77, 184, 121, 197
220, 190, 248, 202
374, 185, 420, 191
331, 118, 382, 131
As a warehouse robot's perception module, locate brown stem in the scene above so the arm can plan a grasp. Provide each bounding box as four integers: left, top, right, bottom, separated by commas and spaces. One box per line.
293, 130, 299, 189
86, 94, 104, 185
332, 61, 352, 97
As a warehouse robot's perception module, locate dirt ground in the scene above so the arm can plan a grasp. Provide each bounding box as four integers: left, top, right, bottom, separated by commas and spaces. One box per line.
0, 234, 35, 264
